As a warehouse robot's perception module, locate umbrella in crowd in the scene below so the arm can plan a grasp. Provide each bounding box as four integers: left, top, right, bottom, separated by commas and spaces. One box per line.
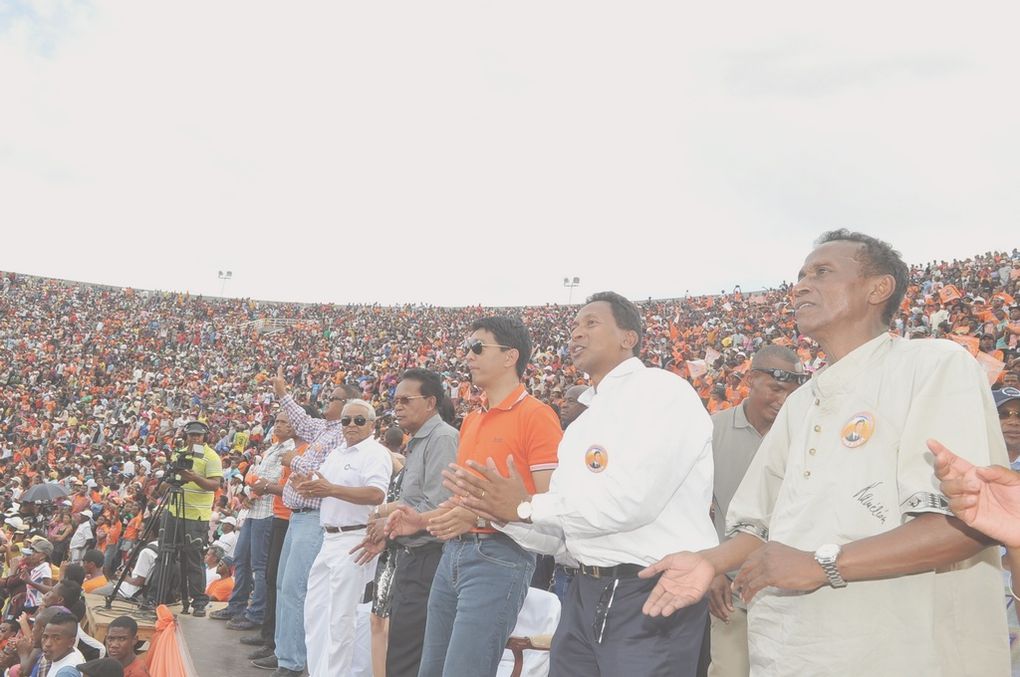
19, 482, 70, 503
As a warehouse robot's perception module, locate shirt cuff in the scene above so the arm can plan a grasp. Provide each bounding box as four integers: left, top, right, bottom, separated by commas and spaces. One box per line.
529, 492, 566, 526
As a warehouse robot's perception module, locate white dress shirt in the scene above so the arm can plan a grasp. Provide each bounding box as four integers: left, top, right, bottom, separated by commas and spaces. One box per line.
318, 436, 392, 528
501, 357, 718, 566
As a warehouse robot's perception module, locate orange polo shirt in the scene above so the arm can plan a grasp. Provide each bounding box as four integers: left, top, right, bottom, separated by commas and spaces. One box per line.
271, 441, 308, 520
457, 383, 561, 533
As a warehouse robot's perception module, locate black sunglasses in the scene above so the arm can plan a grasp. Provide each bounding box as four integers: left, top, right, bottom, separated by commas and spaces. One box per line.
463, 339, 511, 355
752, 368, 809, 385
327, 396, 347, 403
341, 416, 370, 427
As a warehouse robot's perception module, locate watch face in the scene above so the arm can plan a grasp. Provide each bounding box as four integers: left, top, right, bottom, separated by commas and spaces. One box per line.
817, 544, 840, 560
516, 501, 532, 520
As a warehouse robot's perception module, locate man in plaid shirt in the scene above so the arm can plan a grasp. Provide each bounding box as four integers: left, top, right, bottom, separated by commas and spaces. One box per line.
212, 410, 300, 631
252, 367, 359, 677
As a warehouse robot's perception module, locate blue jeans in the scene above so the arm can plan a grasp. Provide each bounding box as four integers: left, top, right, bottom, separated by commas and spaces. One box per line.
224, 516, 272, 622
274, 511, 324, 672
553, 564, 575, 604
418, 534, 535, 677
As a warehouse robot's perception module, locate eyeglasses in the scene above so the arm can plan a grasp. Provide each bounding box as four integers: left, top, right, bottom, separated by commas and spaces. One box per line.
327, 396, 347, 403
463, 339, 511, 355
341, 416, 371, 427
394, 395, 427, 407
1000, 410, 1020, 421
592, 578, 619, 645
752, 368, 809, 385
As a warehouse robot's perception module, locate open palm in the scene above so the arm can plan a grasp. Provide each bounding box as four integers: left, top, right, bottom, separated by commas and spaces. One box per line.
640, 551, 715, 617
932, 438, 1020, 547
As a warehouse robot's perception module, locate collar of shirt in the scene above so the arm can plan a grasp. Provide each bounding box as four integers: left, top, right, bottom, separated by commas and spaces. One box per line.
411, 414, 443, 440
480, 383, 529, 413
731, 401, 757, 432
811, 332, 893, 399
578, 356, 643, 406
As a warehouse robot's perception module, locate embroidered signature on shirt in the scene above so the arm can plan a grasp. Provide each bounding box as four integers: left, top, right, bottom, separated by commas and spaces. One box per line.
852, 482, 889, 525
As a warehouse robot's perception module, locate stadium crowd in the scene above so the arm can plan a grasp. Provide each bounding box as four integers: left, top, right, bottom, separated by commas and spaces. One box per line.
0, 242, 1017, 677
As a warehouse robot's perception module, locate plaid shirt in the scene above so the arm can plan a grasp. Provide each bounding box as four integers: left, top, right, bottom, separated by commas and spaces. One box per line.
247, 438, 293, 520
280, 394, 346, 510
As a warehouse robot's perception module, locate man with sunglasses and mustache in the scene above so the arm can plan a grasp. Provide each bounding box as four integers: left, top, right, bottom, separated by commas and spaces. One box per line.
642, 230, 1009, 676
349, 368, 459, 677
390, 317, 561, 677
292, 399, 391, 677
251, 369, 359, 676
704, 345, 803, 677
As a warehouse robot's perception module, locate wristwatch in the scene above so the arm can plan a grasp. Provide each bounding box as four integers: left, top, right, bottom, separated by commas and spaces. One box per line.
516, 498, 533, 522
813, 543, 847, 588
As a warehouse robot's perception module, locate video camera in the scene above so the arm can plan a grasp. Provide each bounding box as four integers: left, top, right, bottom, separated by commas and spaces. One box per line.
166, 421, 209, 487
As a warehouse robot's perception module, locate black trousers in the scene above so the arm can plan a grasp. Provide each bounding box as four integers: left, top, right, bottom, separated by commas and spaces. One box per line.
550, 572, 708, 677
385, 542, 444, 677
259, 517, 290, 648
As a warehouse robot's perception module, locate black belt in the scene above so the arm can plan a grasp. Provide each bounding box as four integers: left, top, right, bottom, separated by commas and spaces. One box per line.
453, 532, 504, 541
398, 541, 445, 554
324, 524, 366, 533
577, 563, 644, 579
291, 507, 319, 514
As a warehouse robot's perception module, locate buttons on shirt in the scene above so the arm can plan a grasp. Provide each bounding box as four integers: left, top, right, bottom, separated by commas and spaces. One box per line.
803, 470, 811, 478
809, 448, 816, 455
814, 399, 820, 406
813, 425, 821, 432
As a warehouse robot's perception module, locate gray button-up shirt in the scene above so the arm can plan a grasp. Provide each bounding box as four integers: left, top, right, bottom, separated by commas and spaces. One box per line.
710, 402, 762, 541
397, 414, 459, 547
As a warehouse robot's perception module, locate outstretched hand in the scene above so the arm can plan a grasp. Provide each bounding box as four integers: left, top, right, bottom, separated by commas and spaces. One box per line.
931, 438, 1020, 547
639, 551, 715, 617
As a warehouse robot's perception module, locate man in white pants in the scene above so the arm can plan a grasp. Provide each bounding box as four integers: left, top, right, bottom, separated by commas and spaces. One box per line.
293, 399, 391, 677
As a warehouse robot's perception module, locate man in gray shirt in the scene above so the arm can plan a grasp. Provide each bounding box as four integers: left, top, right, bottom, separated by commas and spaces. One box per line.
352, 368, 458, 677
705, 345, 803, 677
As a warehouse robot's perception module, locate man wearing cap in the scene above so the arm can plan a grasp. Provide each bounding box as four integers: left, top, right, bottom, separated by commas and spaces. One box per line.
69, 511, 94, 564
19, 538, 55, 613
212, 516, 238, 558
144, 421, 222, 617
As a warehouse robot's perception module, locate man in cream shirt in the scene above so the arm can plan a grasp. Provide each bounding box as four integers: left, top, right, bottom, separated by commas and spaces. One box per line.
446, 291, 717, 676
642, 230, 1008, 676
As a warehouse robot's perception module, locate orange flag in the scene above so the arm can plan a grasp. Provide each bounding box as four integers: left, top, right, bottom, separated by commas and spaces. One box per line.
939, 284, 963, 303
975, 351, 1006, 385
146, 605, 199, 677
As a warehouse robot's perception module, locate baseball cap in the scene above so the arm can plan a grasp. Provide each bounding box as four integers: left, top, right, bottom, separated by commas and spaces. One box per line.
23, 538, 54, 556
221, 516, 237, 527
994, 387, 1020, 409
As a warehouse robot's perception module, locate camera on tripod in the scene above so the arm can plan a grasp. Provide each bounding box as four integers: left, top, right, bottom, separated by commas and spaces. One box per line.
165, 446, 203, 486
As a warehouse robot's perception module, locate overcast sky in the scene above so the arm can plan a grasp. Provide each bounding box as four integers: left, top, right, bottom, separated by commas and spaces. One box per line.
1, 1, 1016, 306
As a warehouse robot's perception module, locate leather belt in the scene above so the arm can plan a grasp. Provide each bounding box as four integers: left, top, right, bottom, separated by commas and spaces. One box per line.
291, 507, 319, 514
453, 532, 503, 541
577, 563, 644, 579
324, 524, 367, 533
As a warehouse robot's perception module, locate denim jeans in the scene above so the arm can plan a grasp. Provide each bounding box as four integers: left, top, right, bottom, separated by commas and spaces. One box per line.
224, 516, 272, 622
418, 533, 535, 677
274, 511, 324, 672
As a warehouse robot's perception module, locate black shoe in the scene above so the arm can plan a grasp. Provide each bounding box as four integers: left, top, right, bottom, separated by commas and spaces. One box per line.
226, 616, 260, 631
247, 646, 275, 660
251, 656, 279, 670
270, 668, 302, 677
208, 608, 235, 620
191, 607, 206, 618
239, 634, 266, 646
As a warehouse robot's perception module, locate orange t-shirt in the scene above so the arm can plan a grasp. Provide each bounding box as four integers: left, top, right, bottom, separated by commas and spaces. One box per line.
272, 441, 309, 520
83, 575, 108, 594
456, 383, 561, 532
122, 657, 151, 677
206, 576, 234, 602
123, 514, 143, 542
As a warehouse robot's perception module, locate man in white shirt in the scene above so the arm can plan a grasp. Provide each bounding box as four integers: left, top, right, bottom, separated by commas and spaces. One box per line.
213, 516, 239, 558
448, 291, 717, 675
94, 540, 158, 600
69, 511, 94, 563
641, 230, 1008, 676
38, 611, 86, 677
292, 399, 391, 677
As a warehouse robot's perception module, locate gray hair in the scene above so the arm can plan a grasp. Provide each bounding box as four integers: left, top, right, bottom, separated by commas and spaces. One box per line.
343, 399, 376, 420
751, 345, 799, 369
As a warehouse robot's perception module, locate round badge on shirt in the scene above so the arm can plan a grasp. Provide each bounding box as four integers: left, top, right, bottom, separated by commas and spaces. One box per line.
841, 412, 875, 448
585, 445, 608, 473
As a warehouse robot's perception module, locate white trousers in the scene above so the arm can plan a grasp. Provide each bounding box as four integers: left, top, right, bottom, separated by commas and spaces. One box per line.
304, 530, 377, 677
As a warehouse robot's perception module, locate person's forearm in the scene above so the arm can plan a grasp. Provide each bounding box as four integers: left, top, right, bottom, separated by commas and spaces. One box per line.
703, 532, 766, 575
838, 513, 992, 582
193, 476, 221, 491
265, 482, 284, 496
330, 485, 385, 506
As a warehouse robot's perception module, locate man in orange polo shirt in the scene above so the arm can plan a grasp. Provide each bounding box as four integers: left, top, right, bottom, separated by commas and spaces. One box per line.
390, 316, 561, 677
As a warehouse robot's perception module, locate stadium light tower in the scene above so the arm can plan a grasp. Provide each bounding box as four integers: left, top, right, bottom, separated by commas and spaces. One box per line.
218, 270, 233, 297
563, 276, 581, 304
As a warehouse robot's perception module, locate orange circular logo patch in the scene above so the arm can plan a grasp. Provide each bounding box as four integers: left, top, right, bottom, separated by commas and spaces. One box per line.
585, 445, 608, 473
841, 413, 875, 448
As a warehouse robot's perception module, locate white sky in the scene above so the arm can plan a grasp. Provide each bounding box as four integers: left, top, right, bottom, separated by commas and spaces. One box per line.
1, 1, 1016, 306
